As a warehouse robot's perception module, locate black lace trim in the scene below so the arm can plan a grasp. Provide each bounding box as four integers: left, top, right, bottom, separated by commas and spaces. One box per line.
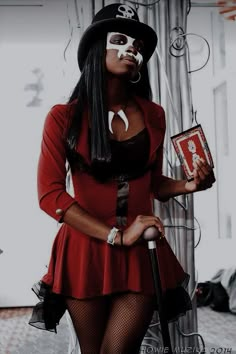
28, 281, 66, 333
28, 275, 192, 333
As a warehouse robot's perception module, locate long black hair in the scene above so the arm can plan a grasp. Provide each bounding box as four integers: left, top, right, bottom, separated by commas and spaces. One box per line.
66, 37, 152, 179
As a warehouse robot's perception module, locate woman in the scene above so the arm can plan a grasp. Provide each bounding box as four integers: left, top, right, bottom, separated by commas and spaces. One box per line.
29, 3, 215, 354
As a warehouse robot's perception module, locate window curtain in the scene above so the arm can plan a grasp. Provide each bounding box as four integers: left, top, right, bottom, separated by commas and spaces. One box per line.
66, 0, 199, 352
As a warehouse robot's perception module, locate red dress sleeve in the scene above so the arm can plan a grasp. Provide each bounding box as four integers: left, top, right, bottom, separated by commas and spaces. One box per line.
37, 104, 77, 222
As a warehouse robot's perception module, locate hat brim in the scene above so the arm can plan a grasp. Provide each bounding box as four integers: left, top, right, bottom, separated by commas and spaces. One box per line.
77, 18, 157, 70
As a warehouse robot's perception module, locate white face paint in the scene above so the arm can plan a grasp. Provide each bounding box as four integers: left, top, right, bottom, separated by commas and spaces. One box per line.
106, 32, 143, 68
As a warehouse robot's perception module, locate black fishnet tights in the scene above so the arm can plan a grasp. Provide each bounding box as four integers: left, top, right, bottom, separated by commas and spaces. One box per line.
66, 292, 155, 354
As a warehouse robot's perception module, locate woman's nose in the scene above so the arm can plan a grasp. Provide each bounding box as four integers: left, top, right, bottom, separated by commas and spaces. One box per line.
127, 46, 138, 55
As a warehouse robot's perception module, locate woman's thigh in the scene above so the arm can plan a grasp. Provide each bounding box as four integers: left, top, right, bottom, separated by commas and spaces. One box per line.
66, 296, 110, 354
100, 292, 155, 354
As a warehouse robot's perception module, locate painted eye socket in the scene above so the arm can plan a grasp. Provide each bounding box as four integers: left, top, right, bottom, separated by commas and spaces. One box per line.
110, 34, 128, 45
133, 39, 145, 53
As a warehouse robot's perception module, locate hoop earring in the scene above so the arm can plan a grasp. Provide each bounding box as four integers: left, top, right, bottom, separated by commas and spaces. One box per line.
130, 72, 141, 84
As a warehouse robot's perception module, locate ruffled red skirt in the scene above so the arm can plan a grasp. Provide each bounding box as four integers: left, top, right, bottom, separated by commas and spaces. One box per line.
29, 223, 192, 332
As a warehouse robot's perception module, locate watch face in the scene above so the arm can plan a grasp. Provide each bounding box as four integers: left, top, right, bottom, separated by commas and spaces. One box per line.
171, 125, 214, 181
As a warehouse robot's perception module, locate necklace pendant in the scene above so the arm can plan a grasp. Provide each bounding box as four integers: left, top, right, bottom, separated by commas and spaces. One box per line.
108, 109, 129, 134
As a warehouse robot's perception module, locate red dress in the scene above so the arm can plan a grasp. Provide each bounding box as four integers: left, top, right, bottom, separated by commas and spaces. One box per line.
29, 96, 192, 332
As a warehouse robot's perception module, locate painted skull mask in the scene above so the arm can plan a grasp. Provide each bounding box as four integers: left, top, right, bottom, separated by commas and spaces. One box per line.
106, 32, 144, 68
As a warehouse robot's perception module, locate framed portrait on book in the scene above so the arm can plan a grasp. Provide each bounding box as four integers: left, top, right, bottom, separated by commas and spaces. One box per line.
171, 125, 214, 181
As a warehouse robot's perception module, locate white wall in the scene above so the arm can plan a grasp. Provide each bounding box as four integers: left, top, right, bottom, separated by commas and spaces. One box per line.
0, 0, 80, 306
187, 7, 236, 281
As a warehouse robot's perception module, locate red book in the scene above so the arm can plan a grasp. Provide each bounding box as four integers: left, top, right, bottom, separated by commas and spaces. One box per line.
171, 125, 214, 181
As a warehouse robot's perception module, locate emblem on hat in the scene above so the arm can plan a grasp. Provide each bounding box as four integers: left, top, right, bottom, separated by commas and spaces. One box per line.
116, 4, 135, 19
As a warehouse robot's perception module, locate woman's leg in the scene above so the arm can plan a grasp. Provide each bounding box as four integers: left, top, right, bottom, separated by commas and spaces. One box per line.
66, 296, 110, 354
100, 292, 155, 354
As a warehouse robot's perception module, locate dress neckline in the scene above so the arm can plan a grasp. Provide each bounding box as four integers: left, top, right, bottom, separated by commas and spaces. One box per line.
110, 128, 147, 143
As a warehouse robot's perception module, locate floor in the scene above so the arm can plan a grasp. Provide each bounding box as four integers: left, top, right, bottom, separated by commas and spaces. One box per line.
197, 306, 236, 353
0, 307, 69, 354
0, 306, 235, 354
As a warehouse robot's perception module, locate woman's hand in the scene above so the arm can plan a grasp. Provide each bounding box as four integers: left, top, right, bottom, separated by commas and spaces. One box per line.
121, 215, 164, 246
185, 158, 216, 193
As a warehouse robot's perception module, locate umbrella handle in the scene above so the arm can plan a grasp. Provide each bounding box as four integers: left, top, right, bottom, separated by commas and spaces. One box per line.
142, 226, 161, 241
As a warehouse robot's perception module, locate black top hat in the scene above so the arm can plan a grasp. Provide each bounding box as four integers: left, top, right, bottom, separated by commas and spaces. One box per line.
77, 3, 158, 70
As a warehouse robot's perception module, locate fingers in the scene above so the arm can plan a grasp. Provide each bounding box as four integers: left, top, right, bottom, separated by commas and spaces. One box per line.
193, 168, 201, 185
193, 158, 215, 189
193, 159, 209, 179
149, 216, 164, 234
135, 215, 165, 236
136, 215, 165, 234
125, 215, 166, 246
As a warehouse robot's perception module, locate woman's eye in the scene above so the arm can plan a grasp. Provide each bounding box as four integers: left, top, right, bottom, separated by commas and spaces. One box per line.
138, 46, 144, 53
114, 40, 124, 44
134, 40, 144, 53
111, 36, 127, 45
